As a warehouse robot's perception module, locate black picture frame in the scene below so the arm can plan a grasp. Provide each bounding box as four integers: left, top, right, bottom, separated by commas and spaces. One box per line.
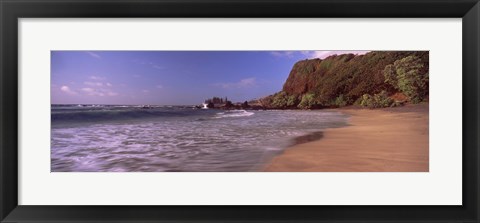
1, 0, 479, 222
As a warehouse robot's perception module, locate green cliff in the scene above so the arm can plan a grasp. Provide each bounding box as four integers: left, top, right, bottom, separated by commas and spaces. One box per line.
261, 51, 429, 109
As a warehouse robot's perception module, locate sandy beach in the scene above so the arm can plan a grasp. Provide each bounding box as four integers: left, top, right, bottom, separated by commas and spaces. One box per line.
265, 103, 429, 172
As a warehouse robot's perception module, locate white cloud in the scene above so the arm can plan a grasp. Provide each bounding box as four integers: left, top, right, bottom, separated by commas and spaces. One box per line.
238, 78, 256, 87
142, 90, 149, 93
86, 51, 101, 59
81, 87, 95, 93
133, 59, 165, 70
84, 81, 103, 87
270, 51, 295, 58
106, 91, 118, 96
214, 77, 257, 89
60, 85, 78, 95
269, 51, 370, 60
302, 51, 370, 59
106, 82, 112, 87
156, 85, 163, 89
89, 75, 106, 80
81, 87, 117, 97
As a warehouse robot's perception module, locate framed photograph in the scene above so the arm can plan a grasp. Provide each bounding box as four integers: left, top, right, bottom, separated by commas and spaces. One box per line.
1, 0, 479, 222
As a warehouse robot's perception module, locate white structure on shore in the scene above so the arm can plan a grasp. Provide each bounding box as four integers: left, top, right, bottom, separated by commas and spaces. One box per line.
202, 103, 209, 109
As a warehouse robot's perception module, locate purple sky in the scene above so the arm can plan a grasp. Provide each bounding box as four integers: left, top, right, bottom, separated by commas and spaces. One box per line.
51, 50, 369, 105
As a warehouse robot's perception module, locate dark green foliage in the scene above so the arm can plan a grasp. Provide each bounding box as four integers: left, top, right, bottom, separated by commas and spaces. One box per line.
375, 92, 393, 107
259, 95, 274, 108
242, 101, 250, 108
268, 91, 300, 109
286, 95, 299, 107
298, 93, 318, 109
333, 94, 348, 107
225, 100, 234, 108
383, 64, 397, 87
359, 94, 372, 107
271, 91, 288, 108
205, 97, 225, 104
359, 91, 393, 108
383, 55, 429, 103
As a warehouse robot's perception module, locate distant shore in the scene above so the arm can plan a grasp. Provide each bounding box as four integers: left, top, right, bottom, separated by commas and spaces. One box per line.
264, 103, 429, 172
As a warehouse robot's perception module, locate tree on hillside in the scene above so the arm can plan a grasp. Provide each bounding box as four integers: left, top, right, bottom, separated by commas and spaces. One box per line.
272, 91, 288, 108
225, 100, 234, 108
242, 101, 250, 108
286, 95, 299, 107
259, 95, 274, 108
383, 55, 428, 103
298, 93, 317, 109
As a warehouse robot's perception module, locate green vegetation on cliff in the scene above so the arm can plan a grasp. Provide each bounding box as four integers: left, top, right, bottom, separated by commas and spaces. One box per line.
262, 51, 429, 109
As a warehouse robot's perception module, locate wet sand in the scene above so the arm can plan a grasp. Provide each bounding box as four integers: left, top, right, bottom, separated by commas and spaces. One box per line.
265, 103, 429, 172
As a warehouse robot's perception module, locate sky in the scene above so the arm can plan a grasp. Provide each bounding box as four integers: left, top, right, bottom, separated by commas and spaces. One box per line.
51, 50, 369, 105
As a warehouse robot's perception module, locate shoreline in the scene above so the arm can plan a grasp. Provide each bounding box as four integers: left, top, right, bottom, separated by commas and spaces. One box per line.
264, 103, 429, 172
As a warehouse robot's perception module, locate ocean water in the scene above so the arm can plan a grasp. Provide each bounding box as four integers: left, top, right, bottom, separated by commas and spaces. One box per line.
51, 105, 349, 172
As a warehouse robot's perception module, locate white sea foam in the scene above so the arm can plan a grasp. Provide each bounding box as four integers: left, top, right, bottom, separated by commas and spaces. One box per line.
51, 108, 348, 172
215, 110, 254, 118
